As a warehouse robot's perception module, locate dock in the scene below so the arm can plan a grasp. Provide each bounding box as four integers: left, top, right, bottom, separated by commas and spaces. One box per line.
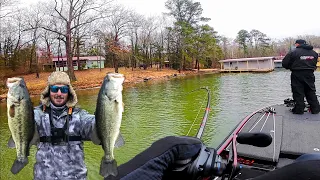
219, 69, 274, 73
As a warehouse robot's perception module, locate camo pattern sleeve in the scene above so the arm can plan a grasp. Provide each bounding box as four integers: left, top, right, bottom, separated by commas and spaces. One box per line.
77, 108, 96, 140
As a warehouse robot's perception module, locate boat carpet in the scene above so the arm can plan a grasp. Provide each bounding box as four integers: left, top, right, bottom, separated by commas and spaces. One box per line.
279, 105, 320, 155
236, 108, 282, 162
236, 104, 320, 163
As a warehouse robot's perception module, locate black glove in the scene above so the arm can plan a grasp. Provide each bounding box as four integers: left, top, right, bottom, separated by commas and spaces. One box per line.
108, 136, 203, 180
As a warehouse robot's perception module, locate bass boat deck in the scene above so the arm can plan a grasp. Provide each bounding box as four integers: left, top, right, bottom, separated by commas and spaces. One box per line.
216, 98, 320, 180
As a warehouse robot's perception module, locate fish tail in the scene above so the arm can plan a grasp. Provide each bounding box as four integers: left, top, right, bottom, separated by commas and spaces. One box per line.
99, 157, 118, 178
11, 158, 28, 174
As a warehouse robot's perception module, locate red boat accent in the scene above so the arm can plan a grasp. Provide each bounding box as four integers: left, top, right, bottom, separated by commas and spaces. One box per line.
217, 107, 265, 155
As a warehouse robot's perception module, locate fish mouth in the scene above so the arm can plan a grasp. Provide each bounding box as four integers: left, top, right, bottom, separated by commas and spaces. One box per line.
107, 73, 125, 80
7, 77, 23, 88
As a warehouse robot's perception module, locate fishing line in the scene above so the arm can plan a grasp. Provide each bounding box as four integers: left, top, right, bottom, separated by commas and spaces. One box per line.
184, 87, 211, 139
186, 94, 206, 136
280, 71, 289, 85
275, 70, 289, 91
270, 69, 290, 102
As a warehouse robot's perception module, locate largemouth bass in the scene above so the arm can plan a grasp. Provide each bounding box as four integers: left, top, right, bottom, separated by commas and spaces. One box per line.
6, 77, 35, 174
94, 73, 125, 178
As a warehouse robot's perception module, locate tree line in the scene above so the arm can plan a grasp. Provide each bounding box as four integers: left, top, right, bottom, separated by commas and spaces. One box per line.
1, 0, 320, 84
220, 31, 320, 59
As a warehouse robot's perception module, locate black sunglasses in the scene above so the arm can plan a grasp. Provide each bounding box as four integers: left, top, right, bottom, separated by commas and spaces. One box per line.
50, 85, 69, 93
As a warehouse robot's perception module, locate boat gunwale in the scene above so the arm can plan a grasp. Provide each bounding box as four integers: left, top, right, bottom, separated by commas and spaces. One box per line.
216, 104, 281, 155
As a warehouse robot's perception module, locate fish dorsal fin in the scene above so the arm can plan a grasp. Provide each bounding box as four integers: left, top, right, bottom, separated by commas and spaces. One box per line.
8, 136, 15, 148
115, 132, 125, 148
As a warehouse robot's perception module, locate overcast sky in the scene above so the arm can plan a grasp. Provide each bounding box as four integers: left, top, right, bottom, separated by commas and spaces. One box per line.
23, 0, 320, 40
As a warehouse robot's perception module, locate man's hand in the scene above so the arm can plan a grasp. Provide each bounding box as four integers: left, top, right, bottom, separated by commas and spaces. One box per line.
107, 136, 202, 180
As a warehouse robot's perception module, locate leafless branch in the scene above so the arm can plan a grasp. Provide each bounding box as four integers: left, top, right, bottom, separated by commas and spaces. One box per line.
54, 0, 67, 22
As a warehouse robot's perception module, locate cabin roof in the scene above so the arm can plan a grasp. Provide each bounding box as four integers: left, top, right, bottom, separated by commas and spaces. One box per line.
219, 57, 274, 63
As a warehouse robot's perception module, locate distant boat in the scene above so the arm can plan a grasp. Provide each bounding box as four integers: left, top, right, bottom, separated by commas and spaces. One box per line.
274, 59, 283, 68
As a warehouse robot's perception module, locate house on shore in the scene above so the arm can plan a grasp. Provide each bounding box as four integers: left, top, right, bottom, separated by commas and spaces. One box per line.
52, 56, 105, 71
219, 57, 275, 73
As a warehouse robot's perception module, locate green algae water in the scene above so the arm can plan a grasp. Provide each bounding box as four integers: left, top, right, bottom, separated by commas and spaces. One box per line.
2, 69, 319, 179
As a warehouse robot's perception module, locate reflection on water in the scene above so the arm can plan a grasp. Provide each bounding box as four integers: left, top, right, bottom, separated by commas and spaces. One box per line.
2, 69, 320, 179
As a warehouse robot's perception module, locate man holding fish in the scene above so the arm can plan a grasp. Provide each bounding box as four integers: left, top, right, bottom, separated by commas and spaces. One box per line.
7, 71, 320, 180
8, 69, 207, 180
7, 71, 126, 179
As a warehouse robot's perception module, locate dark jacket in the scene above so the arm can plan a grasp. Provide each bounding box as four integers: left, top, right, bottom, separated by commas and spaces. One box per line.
282, 44, 318, 71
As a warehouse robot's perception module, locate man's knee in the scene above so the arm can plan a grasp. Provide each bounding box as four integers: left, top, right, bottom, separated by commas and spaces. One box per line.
295, 153, 320, 163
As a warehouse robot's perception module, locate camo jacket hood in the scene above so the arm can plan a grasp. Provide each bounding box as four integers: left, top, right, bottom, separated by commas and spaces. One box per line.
33, 105, 95, 180
40, 71, 78, 108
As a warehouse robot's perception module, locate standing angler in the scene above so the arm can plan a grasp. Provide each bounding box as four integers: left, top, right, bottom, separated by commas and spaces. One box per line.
94, 72, 125, 178
6, 77, 35, 174
282, 39, 320, 114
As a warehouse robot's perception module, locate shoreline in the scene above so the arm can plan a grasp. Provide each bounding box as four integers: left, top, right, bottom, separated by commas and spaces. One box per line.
0, 68, 219, 102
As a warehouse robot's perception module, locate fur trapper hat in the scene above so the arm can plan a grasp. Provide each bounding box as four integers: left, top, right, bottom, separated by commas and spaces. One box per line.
40, 71, 78, 107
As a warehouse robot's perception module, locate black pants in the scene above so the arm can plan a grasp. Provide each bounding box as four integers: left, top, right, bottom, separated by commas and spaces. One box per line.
291, 70, 320, 113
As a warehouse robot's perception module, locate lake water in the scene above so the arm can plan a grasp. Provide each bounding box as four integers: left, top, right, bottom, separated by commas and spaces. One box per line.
2, 69, 319, 179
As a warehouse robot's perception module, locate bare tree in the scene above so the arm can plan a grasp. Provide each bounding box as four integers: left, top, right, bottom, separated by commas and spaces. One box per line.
139, 16, 157, 68
73, 15, 94, 71
106, 5, 132, 73
152, 15, 171, 70
128, 12, 143, 70
42, 30, 56, 66
0, 0, 17, 19
298, 35, 320, 47
1, 8, 38, 72
23, 6, 44, 74
41, 0, 113, 81
0, 0, 18, 54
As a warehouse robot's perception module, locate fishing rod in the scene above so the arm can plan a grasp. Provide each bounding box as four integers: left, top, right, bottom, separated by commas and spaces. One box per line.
196, 86, 211, 139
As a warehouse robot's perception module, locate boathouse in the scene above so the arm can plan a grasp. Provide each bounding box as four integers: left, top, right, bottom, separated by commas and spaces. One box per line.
219, 57, 275, 72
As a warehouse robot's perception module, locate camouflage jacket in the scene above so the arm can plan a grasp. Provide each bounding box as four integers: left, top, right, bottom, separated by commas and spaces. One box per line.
33, 105, 95, 180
